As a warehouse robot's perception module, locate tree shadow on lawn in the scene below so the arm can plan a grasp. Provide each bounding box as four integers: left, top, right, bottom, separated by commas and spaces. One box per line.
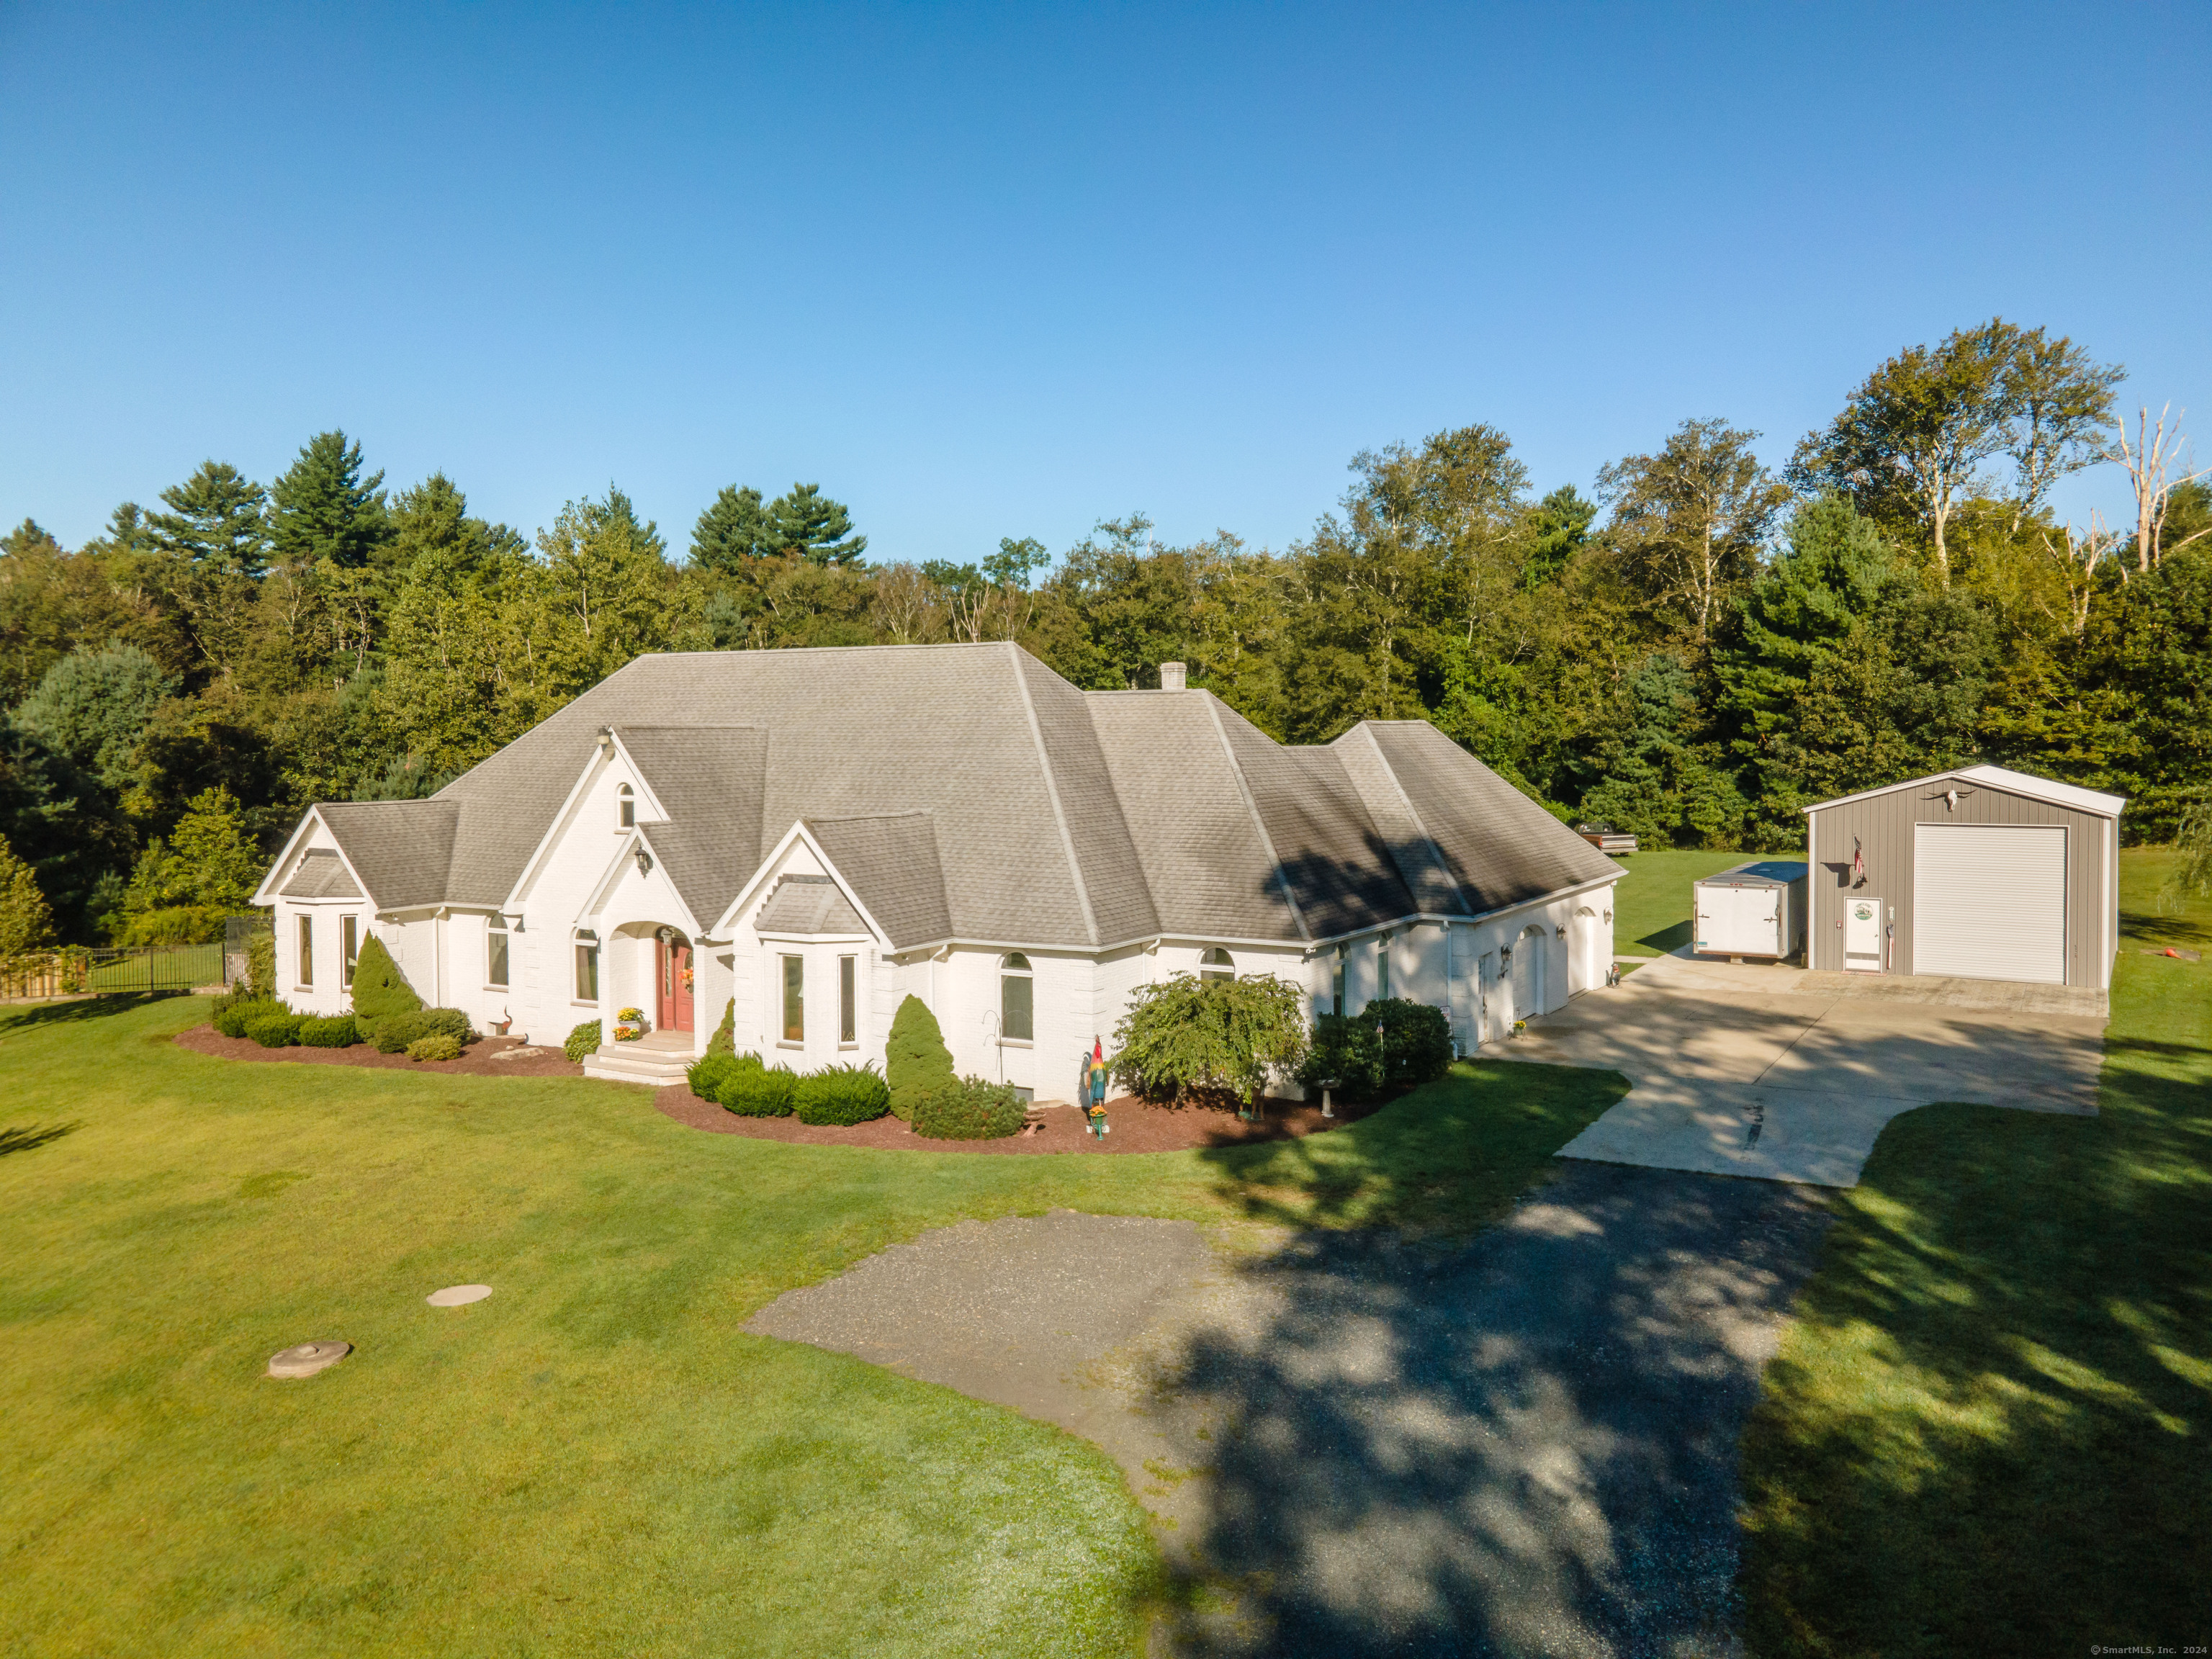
1733, 1030, 2212, 1654
0, 1123, 78, 1157
1147, 1159, 1833, 1658
1193, 1058, 1629, 1238
0, 992, 188, 1031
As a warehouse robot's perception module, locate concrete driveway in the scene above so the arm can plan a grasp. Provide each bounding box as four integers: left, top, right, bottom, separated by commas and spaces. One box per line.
750, 1181, 1831, 1658
1498, 951, 2105, 1187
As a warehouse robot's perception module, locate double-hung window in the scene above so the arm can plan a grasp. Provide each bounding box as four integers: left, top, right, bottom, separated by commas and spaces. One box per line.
1376, 933, 1391, 1002
781, 955, 804, 1043
999, 953, 1033, 1043
1199, 948, 1233, 984
1331, 947, 1346, 1017
617, 783, 635, 830
575, 930, 600, 1002
297, 914, 314, 987
838, 955, 857, 1045
487, 920, 510, 989
341, 915, 359, 988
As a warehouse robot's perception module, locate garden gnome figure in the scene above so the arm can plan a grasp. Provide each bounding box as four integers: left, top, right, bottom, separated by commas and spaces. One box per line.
1087, 1037, 1109, 1137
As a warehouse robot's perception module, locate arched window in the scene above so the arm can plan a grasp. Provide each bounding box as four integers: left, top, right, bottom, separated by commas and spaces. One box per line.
1199, 947, 1233, 984
617, 783, 635, 829
1000, 952, 1033, 1042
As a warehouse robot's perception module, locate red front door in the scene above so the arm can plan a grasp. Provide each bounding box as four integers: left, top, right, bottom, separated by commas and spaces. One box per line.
657, 935, 694, 1032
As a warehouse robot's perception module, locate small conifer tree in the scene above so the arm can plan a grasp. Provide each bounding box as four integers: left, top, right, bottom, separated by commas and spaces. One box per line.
885, 994, 955, 1122
349, 933, 422, 1033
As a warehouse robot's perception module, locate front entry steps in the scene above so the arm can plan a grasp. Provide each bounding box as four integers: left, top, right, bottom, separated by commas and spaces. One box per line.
583, 1030, 696, 1087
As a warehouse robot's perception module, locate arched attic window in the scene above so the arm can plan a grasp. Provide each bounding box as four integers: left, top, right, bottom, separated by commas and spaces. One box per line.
1000, 953, 1033, 1043
1199, 948, 1234, 984
617, 783, 635, 830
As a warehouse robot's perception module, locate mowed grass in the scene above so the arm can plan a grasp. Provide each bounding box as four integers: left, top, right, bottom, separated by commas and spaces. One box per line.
1606, 848, 1756, 955
1736, 847, 2212, 1655
0, 1002, 1619, 1658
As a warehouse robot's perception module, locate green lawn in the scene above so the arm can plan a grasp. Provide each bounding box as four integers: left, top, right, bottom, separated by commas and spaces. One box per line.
1736, 847, 2212, 1655
1605, 848, 1757, 955
0, 1002, 1620, 1658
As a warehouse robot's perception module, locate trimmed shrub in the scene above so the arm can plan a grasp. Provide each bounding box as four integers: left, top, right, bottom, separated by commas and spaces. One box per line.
706, 997, 735, 1057
1297, 1013, 1385, 1100
245, 1012, 302, 1048
885, 994, 954, 1122
689, 1051, 767, 1100
349, 934, 422, 1044
564, 1020, 603, 1062
913, 1075, 1026, 1141
718, 1063, 796, 1118
213, 995, 284, 1039
416, 1007, 474, 1043
794, 1062, 891, 1126
405, 1032, 463, 1062
299, 1015, 359, 1048
1365, 997, 1454, 1089
371, 1011, 421, 1054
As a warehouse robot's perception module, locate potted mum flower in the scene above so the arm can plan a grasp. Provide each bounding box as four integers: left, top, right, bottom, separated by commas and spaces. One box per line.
613, 1007, 649, 1042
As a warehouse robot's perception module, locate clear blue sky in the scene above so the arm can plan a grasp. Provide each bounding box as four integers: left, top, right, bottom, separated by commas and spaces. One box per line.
4, 2, 2206, 565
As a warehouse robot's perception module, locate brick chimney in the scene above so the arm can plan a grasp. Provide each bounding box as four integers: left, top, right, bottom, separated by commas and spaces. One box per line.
1158, 662, 1187, 691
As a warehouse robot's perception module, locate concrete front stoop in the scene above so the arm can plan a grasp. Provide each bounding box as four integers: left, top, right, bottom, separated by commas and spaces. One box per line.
583, 1030, 696, 1086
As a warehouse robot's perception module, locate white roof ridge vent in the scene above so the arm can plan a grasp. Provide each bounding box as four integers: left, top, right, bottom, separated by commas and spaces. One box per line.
1158, 662, 1187, 691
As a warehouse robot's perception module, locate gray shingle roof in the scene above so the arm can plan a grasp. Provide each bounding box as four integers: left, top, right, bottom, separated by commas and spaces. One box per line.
278, 848, 363, 900
622, 726, 766, 927
316, 801, 459, 911
268, 644, 1614, 945
804, 813, 953, 949
754, 875, 870, 936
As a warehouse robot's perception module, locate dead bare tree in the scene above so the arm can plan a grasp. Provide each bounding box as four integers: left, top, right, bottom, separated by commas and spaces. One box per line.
2038, 512, 2120, 637
2110, 405, 2212, 572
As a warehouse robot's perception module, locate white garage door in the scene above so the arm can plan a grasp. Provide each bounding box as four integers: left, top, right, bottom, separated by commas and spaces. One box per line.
1913, 824, 2067, 984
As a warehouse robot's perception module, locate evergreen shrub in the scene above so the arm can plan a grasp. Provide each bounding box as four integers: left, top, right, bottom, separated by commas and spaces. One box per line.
564, 1020, 603, 1062
1297, 1013, 1385, 1099
794, 1062, 891, 1125
373, 1006, 474, 1054
719, 1063, 795, 1117
688, 1050, 762, 1100
299, 1015, 359, 1048
912, 1076, 1026, 1140
213, 995, 284, 1039
1365, 997, 1454, 1088
405, 1033, 463, 1062
245, 1012, 302, 1048
349, 935, 422, 1043
706, 998, 735, 1057
885, 994, 954, 1122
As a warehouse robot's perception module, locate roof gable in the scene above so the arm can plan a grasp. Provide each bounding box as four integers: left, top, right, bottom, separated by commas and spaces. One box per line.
1804, 763, 2126, 819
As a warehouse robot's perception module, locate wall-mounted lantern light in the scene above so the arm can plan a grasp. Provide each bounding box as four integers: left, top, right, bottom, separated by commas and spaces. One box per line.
1555, 924, 1567, 940
634, 848, 654, 876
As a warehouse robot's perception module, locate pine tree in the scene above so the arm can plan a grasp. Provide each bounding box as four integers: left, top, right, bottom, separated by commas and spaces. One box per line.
0, 832, 55, 954
9, 644, 175, 792
765, 483, 867, 565
269, 431, 390, 570
690, 485, 775, 572
148, 462, 270, 577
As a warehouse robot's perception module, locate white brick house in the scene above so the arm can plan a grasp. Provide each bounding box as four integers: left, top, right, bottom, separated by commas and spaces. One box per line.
252, 644, 1620, 1094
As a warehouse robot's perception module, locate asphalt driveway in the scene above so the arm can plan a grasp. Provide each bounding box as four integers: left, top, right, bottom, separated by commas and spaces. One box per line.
750, 1176, 1832, 1658
1501, 952, 2105, 1187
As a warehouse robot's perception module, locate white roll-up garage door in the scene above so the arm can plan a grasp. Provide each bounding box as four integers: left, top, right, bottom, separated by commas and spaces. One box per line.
1913, 824, 2067, 984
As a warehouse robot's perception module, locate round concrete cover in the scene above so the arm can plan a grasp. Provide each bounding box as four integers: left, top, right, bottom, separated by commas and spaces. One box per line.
268, 1340, 351, 1378
426, 1284, 492, 1306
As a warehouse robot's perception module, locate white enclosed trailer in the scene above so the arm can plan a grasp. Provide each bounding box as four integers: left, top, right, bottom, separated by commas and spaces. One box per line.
1693, 860, 1808, 961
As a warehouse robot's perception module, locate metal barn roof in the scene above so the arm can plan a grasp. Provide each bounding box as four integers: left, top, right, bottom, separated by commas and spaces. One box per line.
1799, 764, 2125, 821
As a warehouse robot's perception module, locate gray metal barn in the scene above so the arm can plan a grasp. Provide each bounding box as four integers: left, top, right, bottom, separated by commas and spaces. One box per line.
1802, 765, 2125, 989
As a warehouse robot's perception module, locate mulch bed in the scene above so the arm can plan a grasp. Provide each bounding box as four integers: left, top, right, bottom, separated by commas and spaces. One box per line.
174, 1025, 585, 1078
651, 1083, 1389, 1154
174, 1022, 1388, 1153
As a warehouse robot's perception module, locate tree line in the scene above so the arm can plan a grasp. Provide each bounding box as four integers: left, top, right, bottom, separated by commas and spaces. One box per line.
1, 316, 2205, 949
